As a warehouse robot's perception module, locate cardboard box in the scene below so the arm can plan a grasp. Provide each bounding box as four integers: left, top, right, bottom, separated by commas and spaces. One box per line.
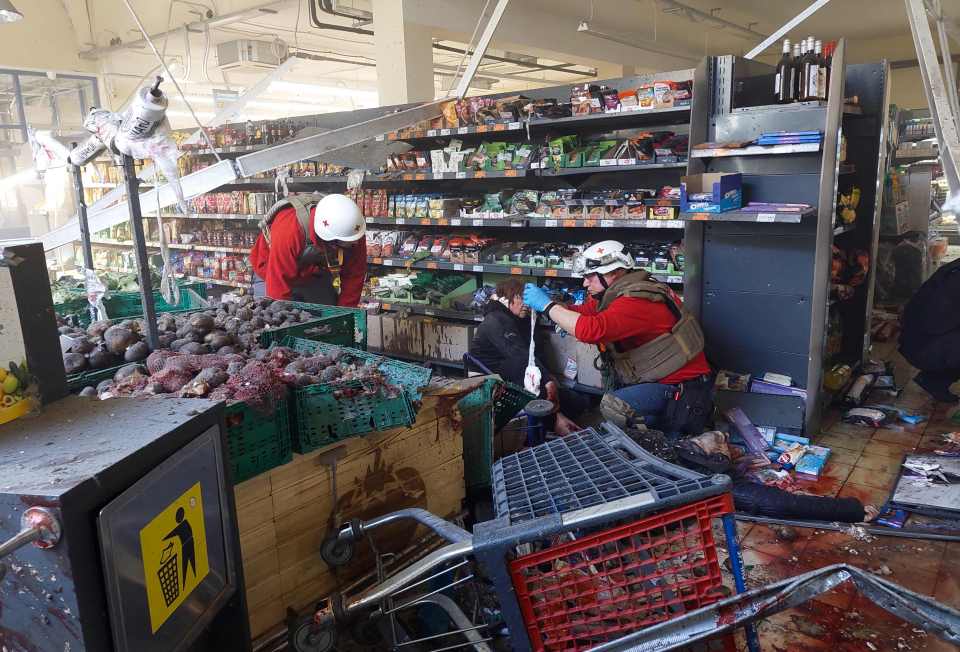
680, 173, 742, 213
576, 340, 604, 388
422, 319, 475, 363
381, 314, 424, 357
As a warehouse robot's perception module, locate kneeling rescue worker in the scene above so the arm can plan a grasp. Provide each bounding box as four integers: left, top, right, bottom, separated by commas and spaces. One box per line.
250, 193, 367, 307
522, 240, 713, 435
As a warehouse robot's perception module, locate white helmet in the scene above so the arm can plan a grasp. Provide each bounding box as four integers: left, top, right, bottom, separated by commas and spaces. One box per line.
314, 193, 365, 242
573, 240, 635, 276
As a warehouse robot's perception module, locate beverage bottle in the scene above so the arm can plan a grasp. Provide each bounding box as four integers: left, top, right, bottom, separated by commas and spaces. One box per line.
795, 41, 807, 101
823, 41, 834, 100
815, 40, 826, 100
775, 39, 792, 103
804, 37, 818, 101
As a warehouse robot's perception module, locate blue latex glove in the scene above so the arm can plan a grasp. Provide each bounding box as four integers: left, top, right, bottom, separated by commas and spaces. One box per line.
523, 283, 552, 312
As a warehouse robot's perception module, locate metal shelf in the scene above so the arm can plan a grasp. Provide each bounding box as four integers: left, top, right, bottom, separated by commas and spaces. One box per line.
379, 121, 524, 142
367, 256, 683, 283
364, 216, 686, 229
157, 213, 263, 222
367, 299, 485, 323
179, 274, 251, 289
690, 142, 821, 158
91, 238, 252, 255
534, 161, 687, 176
682, 207, 816, 223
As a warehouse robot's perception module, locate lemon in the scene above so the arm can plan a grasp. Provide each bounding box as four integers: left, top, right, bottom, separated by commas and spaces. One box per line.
2, 375, 18, 394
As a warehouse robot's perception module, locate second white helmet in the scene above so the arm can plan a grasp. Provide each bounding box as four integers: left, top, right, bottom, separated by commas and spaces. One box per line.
313, 193, 365, 242
573, 240, 635, 276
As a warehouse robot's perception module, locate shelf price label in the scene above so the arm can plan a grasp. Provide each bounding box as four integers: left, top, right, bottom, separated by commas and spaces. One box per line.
396, 219, 406, 224
545, 219, 558, 227
601, 219, 614, 227
457, 127, 469, 135
510, 222, 523, 227
415, 173, 427, 180
504, 169, 519, 177
372, 257, 383, 264
584, 219, 598, 227
384, 259, 394, 266
388, 133, 398, 141
510, 267, 522, 275
563, 220, 577, 228
438, 219, 449, 226
401, 173, 413, 181
476, 125, 489, 133
472, 265, 484, 272
472, 219, 483, 226
426, 262, 438, 270
757, 213, 777, 222
690, 213, 710, 221
424, 309, 436, 316
453, 264, 464, 271
474, 171, 487, 178
440, 128, 452, 136
427, 130, 438, 137
508, 121, 521, 130
455, 171, 467, 179
493, 123, 506, 131
420, 219, 430, 225
375, 135, 385, 142
598, 159, 618, 167
544, 269, 559, 277
450, 219, 462, 226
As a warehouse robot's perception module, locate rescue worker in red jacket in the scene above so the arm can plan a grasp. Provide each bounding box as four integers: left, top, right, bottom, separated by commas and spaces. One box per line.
523, 240, 712, 434
250, 193, 367, 306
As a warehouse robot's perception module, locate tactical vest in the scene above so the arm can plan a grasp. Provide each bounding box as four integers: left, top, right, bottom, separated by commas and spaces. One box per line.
258, 196, 342, 272
596, 271, 705, 387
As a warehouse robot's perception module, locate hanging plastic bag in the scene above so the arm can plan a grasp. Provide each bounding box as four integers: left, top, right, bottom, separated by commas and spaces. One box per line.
524, 312, 542, 394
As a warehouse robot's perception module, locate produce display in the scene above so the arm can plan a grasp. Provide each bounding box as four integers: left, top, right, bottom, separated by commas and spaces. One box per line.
51, 271, 163, 304
59, 297, 322, 376
367, 271, 474, 304
91, 344, 399, 412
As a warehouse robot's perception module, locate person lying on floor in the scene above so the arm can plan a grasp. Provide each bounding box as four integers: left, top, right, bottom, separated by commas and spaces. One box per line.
470, 278, 588, 435
899, 256, 960, 403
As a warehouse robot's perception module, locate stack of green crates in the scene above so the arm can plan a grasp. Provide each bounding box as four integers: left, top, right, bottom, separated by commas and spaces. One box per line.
459, 378, 536, 491
224, 395, 293, 484
281, 336, 431, 453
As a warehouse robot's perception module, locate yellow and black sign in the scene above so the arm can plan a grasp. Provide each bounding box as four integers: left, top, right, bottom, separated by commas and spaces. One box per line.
139, 482, 210, 633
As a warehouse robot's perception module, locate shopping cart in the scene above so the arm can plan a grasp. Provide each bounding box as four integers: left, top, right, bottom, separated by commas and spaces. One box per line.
292, 423, 756, 652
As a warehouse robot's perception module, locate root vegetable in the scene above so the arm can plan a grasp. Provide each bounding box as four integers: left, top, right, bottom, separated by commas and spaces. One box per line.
96, 379, 114, 394
88, 345, 117, 370
124, 341, 150, 362
189, 313, 215, 333
217, 346, 237, 355
114, 363, 147, 382
236, 307, 253, 322
170, 338, 191, 351
180, 342, 209, 355
78, 386, 97, 398
71, 338, 95, 355
63, 352, 88, 374
87, 320, 112, 338
146, 350, 177, 373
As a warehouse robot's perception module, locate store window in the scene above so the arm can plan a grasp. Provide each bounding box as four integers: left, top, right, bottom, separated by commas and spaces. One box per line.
0, 69, 99, 241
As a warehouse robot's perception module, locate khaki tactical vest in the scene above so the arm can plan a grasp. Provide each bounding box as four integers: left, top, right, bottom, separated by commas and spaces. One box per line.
596, 271, 705, 386
259, 196, 342, 272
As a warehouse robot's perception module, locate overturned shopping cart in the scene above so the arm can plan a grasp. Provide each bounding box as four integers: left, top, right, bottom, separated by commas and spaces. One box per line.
290, 423, 755, 651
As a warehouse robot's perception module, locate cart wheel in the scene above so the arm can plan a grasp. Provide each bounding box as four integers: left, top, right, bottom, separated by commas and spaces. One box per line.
289, 617, 336, 652
320, 535, 354, 567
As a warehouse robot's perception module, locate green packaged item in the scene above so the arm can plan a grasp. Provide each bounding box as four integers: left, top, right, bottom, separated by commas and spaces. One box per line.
586, 140, 617, 166
549, 136, 578, 167
565, 147, 585, 168
482, 192, 505, 212
510, 190, 539, 213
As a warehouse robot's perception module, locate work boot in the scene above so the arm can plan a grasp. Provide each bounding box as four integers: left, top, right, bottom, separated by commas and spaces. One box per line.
600, 393, 646, 431
914, 372, 960, 403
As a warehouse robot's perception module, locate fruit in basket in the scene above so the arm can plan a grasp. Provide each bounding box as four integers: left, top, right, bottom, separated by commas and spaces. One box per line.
2, 374, 17, 395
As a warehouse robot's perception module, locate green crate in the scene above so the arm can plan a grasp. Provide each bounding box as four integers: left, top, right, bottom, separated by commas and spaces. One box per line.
459, 377, 500, 491
224, 395, 291, 459
459, 379, 535, 490
280, 336, 433, 399
259, 302, 367, 350
56, 283, 208, 328
292, 380, 415, 453
230, 435, 292, 484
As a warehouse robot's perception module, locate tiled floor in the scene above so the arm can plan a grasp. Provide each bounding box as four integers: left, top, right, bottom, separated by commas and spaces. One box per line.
715, 347, 960, 651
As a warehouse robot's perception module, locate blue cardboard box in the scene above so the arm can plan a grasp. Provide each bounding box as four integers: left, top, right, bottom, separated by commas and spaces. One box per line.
681, 172, 743, 213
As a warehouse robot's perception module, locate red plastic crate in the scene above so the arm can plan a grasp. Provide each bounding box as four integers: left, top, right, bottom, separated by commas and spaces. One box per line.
508, 494, 735, 651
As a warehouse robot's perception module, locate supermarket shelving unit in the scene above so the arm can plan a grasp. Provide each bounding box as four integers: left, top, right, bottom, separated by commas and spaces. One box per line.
683, 41, 888, 435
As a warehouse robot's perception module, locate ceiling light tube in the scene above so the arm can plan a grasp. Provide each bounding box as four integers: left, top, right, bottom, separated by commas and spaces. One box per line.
577, 22, 700, 63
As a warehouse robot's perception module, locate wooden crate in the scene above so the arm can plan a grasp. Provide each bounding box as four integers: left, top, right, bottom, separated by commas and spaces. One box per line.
232, 380, 481, 641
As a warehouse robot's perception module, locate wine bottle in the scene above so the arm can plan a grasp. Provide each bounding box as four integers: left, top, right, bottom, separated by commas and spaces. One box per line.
796, 40, 808, 101
815, 40, 826, 100
790, 42, 801, 102
805, 37, 818, 101
775, 39, 792, 103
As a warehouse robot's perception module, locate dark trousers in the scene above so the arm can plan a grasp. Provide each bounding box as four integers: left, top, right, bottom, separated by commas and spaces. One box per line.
901, 329, 960, 395
253, 270, 338, 305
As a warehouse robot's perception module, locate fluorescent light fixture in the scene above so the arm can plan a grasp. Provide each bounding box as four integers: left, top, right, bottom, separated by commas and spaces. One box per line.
576, 21, 699, 63
0, 0, 22, 22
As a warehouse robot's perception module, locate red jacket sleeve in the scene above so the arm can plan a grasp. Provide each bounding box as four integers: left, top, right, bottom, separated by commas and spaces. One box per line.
263, 209, 305, 300
336, 237, 367, 307
574, 296, 664, 344
566, 296, 599, 316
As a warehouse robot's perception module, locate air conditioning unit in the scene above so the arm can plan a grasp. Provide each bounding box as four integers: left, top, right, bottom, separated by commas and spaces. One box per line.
217, 39, 285, 72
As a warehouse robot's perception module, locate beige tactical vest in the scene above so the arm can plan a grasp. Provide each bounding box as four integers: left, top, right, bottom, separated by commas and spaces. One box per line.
258, 196, 342, 272
596, 271, 705, 386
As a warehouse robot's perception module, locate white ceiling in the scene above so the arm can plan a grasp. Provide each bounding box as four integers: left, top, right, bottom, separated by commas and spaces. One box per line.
63, 0, 959, 127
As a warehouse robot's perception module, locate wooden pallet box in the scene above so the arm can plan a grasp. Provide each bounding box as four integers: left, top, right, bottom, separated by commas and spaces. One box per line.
232, 379, 480, 640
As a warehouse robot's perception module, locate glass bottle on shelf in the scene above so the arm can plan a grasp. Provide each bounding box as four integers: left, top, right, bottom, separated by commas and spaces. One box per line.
815, 40, 826, 100
775, 38, 792, 103
792, 42, 803, 102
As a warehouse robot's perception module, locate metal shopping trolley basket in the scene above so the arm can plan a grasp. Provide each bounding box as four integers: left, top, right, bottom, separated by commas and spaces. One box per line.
291, 423, 753, 652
